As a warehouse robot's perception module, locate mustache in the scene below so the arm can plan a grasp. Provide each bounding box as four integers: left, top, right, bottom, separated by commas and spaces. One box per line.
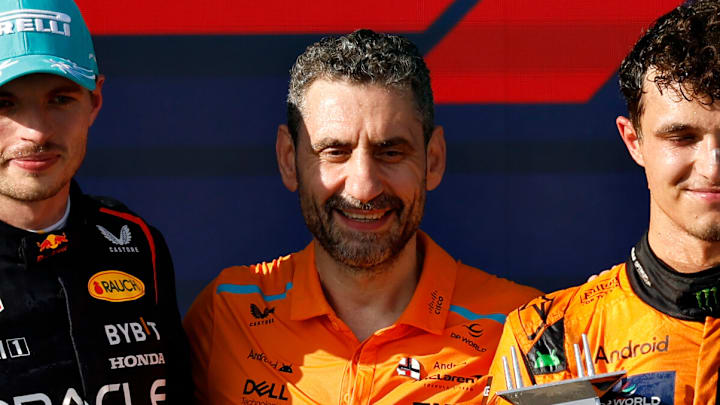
325, 193, 404, 212
1, 143, 64, 161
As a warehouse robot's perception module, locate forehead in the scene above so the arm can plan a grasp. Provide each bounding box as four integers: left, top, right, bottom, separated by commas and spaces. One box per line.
639, 77, 720, 132
0, 73, 82, 94
301, 79, 423, 141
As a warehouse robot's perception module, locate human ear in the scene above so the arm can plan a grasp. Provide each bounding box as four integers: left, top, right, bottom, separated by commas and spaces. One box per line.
617, 116, 645, 167
426, 126, 446, 191
276, 124, 298, 192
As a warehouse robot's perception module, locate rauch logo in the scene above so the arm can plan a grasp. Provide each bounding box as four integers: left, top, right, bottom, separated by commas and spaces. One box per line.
88, 271, 145, 302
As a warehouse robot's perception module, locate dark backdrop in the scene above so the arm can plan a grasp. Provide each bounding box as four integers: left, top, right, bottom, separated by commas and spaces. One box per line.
73, 0, 682, 313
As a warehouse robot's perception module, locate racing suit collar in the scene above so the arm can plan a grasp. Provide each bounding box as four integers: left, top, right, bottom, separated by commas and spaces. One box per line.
627, 232, 720, 321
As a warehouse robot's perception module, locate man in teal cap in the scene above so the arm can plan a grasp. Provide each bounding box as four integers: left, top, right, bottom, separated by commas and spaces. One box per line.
0, 0, 191, 402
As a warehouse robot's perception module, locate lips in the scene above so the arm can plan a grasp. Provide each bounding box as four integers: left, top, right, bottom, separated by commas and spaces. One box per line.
338, 209, 391, 222
686, 187, 720, 203
10, 153, 60, 171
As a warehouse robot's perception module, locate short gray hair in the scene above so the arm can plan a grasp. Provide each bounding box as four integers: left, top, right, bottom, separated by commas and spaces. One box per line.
287, 29, 434, 143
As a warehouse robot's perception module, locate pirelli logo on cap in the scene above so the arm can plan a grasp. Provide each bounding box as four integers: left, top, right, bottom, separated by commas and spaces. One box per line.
0, 9, 71, 37
88, 271, 145, 302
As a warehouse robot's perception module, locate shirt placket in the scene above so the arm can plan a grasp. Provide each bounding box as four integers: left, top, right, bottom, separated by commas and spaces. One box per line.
339, 325, 408, 405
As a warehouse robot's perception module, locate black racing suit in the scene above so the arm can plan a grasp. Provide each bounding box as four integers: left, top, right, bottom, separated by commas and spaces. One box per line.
0, 181, 191, 404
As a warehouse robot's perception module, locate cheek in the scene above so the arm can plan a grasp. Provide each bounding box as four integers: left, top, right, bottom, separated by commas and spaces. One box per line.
379, 162, 425, 192
645, 146, 693, 188
301, 162, 342, 200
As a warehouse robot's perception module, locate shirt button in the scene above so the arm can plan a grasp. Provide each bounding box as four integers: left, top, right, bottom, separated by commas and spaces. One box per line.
343, 393, 350, 403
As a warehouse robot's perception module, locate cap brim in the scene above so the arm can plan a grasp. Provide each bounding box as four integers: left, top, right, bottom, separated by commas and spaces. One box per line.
0, 54, 97, 90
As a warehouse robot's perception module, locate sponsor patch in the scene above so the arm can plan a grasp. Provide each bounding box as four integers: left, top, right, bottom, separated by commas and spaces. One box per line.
464, 323, 484, 338
108, 352, 165, 369
527, 320, 566, 374
518, 295, 554, 340
36, 233, 69, 261
450, 330, 487, 353
104, 317, 161, 345
595, 336, 669, 364
397, 357, 422, 380
243, 379, 289, 401
97, 224, 140, 253
0, 337, 30, 359
694, 287, 719, 313
36, 232, 68, 251
88, 270, 145, 302
428, 289, 445, 315
0, 9, 71, 37
249, 303, 275, 327
580, 278, 619, 304
601, 371, 675, 405
247, 349, 293, 374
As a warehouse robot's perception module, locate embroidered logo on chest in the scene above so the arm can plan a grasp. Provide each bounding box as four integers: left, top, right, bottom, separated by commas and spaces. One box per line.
96, 225, 140, 253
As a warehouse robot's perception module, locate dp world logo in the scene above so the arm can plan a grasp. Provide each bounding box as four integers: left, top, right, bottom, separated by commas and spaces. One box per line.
695, 287, 719, 313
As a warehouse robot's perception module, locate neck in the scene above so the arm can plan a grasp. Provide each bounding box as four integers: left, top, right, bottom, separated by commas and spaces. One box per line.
648, 202, 720, 273
0, 185, 70, 230
314, 234, 422, 341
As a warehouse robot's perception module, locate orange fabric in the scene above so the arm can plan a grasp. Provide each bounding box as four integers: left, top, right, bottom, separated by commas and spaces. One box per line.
184, 232, 541, 405
487, 264, 719, 404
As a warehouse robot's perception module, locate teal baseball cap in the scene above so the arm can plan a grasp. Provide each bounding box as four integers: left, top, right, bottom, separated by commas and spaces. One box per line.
0, 0, 98, 90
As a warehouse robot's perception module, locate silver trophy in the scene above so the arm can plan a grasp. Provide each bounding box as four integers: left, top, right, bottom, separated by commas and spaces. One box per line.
497, 334, 625, 405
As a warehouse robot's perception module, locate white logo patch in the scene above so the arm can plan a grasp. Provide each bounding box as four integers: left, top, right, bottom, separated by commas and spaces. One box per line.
396, 357, 421, 380
45, 58, 95, 81
0, 9, 71, 37
97, 225, 132, 245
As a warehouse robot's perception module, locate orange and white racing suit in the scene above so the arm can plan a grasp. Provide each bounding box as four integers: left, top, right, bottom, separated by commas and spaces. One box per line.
487, 234, 720, 405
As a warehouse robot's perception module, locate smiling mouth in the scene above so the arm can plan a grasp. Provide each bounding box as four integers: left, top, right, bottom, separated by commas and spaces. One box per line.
337, 209, 392, 222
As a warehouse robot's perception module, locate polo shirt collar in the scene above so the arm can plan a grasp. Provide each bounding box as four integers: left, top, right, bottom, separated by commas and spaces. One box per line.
288, 231, 458, 333
394, 231, 457, 335
290, 242, 335, 320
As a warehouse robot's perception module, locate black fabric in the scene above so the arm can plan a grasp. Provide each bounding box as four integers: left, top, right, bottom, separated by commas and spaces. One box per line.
627, 232, 720, 321
527, 320, 567, 375
0, 180, 191, 403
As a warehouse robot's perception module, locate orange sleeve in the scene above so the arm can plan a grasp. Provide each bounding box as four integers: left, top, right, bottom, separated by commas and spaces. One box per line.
486, 312, 535, 405
183, 280, 216, 404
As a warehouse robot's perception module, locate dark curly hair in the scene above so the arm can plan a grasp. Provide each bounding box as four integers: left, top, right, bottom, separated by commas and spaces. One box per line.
287, 29, 434, 144
619, 0, 720, 133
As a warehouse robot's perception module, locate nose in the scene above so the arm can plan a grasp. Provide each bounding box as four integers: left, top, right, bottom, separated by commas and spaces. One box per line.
343, 151, 384, 203
695, 136, 720, 182
16, 105, 53, 145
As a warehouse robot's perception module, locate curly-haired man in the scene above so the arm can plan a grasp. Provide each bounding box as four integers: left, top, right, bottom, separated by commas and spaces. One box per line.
184, 29, 540, 404
486, 1, 720, 403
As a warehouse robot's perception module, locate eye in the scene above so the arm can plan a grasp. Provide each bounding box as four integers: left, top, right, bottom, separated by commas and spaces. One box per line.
320, 148, 350, 162
668, 134, 698, 145
50, 95, 76, 105
376, 148, 405, 162
0, 98, 13, 109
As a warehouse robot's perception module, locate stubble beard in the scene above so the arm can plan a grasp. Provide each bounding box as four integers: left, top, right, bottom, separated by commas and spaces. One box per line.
298, 181, 426, 274
0, 143, 76, 202
686, 222, 720, 242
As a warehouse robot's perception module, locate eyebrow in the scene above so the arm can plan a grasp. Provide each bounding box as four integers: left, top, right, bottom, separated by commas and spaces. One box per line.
310, 136, 412, 151
310, 138, 351, 151
375, 137, 411, 148
654, 123, 696, 136
50, 85, 84, 93
0, 85, 84, 98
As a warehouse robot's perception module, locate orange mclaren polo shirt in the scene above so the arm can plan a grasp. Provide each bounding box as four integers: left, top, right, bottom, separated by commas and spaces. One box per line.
184, 232, 540, 405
